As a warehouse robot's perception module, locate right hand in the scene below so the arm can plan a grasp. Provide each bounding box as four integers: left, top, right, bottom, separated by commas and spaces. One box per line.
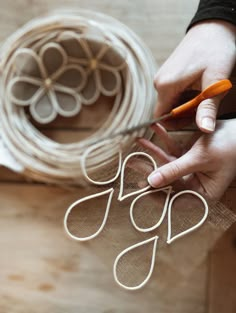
154, 20, 236, 133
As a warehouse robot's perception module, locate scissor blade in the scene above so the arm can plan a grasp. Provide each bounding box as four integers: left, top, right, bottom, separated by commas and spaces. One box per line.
90, 113, 171, 145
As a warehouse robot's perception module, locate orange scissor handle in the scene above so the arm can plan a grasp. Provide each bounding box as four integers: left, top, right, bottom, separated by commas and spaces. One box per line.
171, 79, 232, 117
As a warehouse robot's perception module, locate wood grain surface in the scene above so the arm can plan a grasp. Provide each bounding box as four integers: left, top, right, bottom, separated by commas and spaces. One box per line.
0, 1, 235, 313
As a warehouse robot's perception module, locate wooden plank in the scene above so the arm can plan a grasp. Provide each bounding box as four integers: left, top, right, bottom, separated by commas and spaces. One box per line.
208, 223, 236, 313
221, 187, 236, 213
0, 0, 199, 65
208, 62, 236, 312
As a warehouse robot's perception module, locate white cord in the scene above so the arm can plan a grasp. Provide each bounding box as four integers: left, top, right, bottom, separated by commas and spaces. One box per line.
81, 140, 122, 185
113, 235, 159, 290
118, 152, 157, 201
64, 188, 114, 241
167, 190, 209, 244
62, 151, 209, 290
0, 10, 157, 185
130, 186, 172, 233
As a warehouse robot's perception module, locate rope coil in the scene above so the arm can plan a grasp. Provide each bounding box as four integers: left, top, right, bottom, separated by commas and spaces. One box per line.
0, 10, 157, 184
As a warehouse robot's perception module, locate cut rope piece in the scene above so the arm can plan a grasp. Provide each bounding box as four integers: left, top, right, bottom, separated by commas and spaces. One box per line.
118, 152, 157, 201
64, 188, 114, 241
81, 140, 122, 185
130, 186, 172, 233
113, 236, 159, 290
167, 190, 209, 244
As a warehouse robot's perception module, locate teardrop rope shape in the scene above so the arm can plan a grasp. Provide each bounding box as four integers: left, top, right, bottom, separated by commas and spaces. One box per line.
130, 186, 172, 232
113, 235, 159, 290
118, 152, 157, 201
64, 188, 114, 241
81, 141, 122, 185
167, 190, 208, 244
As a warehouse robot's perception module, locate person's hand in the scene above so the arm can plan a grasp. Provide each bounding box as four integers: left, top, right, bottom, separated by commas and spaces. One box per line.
138, 120, 236, 200
154, 20, 236, 133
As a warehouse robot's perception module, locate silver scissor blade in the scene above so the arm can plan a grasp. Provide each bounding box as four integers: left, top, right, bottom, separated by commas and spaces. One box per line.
89, 113, 171, 145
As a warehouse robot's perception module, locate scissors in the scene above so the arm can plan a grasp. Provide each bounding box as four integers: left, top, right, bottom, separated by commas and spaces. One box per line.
93, 79, 232, 143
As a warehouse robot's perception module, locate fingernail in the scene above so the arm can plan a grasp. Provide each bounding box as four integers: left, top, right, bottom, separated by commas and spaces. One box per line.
201, 117, 215, 132
148, 172, 163, 187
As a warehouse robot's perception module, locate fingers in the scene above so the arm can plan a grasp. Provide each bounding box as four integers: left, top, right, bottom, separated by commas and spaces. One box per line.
137, 123, 183, 168
151, 123, 182, 157
137, 137, 174, 165
153, 45, 203, 119
184, 173, 206, 195
153, 66, 203, 131
148, 150, 198, 188
154, 73, 193, 118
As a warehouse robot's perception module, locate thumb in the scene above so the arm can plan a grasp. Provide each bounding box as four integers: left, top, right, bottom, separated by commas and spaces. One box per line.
196, 95, 223, 133
148, 151, 198, 188
196, 71, 227, 133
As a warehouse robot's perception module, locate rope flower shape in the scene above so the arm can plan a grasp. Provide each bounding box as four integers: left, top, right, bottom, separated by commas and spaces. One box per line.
7, 42, 86, 123
58, 32, 127, 104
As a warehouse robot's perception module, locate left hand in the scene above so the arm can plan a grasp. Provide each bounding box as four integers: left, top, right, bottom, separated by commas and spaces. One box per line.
138, 120, 236, 200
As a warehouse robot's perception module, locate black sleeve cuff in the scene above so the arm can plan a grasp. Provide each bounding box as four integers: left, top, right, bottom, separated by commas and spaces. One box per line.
187, 1, 236, 31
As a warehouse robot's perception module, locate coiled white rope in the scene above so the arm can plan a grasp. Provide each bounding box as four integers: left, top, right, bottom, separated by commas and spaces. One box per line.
0, 10, 157, 184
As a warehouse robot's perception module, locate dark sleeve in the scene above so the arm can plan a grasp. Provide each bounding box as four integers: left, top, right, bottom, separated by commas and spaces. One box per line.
187, 0, 236, 31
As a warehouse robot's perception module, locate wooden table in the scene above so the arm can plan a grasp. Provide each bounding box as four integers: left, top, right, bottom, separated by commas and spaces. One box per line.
0, 1, 235, 312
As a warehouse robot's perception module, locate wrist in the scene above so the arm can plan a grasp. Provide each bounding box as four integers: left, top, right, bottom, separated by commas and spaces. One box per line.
188, 20, 236, 41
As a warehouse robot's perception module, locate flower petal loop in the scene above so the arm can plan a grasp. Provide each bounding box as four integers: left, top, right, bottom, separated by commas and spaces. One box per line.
99, 44, 127, 70
8, 76, 42, 106
52, 86, 82, 117
55, 64, 87, 91
39, 42, 68, 78
80, 71, 100, 105
12, 48, 43, 78
30, 92, 57, 124
98, 68, 121, 96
